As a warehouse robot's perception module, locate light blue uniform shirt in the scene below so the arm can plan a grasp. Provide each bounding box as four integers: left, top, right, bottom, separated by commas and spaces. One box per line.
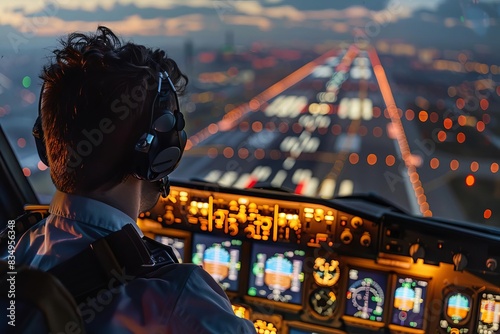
14, 190, 256, 333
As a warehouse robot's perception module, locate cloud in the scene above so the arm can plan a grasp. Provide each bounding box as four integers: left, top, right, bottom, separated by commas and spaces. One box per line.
5, 13, 206, 37
222, 15, 272, 30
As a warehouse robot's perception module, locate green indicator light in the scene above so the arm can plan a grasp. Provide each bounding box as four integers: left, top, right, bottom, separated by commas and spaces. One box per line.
247, 287, 256, 296
22, 76, 31, 88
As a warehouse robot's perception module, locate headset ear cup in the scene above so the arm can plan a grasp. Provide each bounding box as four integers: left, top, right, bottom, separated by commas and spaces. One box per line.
175, 111, 185, 131
179, 130, 187, 151
32, 116, 49, 167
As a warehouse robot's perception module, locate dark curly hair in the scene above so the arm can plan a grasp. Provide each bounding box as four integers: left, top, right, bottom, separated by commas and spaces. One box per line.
39, 26, 188, 193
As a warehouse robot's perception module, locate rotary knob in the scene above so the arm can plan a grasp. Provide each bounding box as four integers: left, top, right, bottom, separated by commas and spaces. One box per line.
340, 229, 353, 244
486, 258, 497, 271
409, 243, 425, 262
360, 232, 371, 247
453, 253, 468, 271
350, 216, 363, 229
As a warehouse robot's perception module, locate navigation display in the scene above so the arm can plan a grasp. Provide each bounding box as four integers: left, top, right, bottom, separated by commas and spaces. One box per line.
191, 233, 242, 291
247, 243, 305, 304
477, 292, 500, 333
345, 268, 387, 322
445, 291, 472, 325
390, 276, 428, 329
154, 235, 186, 263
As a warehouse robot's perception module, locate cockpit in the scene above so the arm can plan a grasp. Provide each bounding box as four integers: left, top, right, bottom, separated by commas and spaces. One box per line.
0, 1, 499, 333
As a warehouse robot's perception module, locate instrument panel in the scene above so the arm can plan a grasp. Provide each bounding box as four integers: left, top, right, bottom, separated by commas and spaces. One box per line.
139, 180, 500, 334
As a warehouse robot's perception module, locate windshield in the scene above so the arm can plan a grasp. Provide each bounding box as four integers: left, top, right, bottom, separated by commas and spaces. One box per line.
0, 0, 499, 226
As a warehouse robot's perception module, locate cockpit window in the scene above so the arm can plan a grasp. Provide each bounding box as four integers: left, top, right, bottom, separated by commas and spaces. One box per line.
0, 0, 498, 226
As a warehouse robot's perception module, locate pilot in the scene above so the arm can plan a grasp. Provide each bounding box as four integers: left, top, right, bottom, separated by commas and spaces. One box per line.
13, 26, 255, 333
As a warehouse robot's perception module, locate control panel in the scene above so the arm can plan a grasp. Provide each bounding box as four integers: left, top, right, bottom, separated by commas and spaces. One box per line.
139, 180, 500, 334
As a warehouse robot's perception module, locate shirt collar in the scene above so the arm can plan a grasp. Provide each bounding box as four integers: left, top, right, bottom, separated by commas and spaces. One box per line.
49, 190, 144, 237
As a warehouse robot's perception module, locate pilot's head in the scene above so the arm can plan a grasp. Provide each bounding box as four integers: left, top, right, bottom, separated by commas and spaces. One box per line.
35, 26, 188, 194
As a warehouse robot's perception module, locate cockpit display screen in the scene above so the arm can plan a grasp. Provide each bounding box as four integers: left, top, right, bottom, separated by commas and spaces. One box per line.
345, 268, 387, 322
191, 233, 242, 291
445, 291, 472, 325
155, 235, 186, 263
477, 292, 500, 333
247, 243, 305, 304
390, 276, 428, 329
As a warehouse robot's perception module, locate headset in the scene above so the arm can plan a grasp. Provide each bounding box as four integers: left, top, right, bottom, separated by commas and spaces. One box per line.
32, 71, 187, 195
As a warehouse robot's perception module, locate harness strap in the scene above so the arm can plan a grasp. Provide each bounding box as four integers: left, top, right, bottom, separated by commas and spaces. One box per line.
48, 224, 178, 302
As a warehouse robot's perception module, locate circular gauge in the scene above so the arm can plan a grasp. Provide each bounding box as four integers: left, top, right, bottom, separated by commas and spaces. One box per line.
313, 257, 340, 287
347, 277, 385, 320
310, 288, 337, 317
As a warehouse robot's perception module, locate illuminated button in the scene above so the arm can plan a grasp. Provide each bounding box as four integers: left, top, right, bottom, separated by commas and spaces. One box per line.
350, 216, 363, 228
360, 232, 371, 247
340, 229, 353, 244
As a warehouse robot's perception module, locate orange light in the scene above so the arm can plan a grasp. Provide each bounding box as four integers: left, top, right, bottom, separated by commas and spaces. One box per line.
450, 159, 459, 171
223, 147, 234, 158
251, 121, 263, 133
484, 209, 492, 219
238, 148, 249, 159
373, 107, 381, 118
410, 172, 419, 183
470, 161, 479, 172
373, 127, 383, 137
483, 114, 491, 124
270, 149, 281, 160
480, 99, 489, 110
491, 163, 499, 174
17, 138, 26, 148
415, 186, 424, 196
456, 98, 465, 109
239, 122, 249, 132
437, 131, 447, 142
457, 115, 467, 126
22, 167, 31, 177
292, 123, 302, 134
265, 122, 276, 131
430, 158, 440, 169
457, 132, 466, 143
208, 123, 219, 134
254, 148, 265, 160
249, 99, 261, 111
367, 154, 377, 165
418, 110, 428, 122
37, 161, 48, 171
386, 155, 395, 167
279, 122, 289, 133
207, 147, 218, 158
476, 121, 485, 132
331, 124, 342, 135
430, 112, 439, 123
358, 126, 368, 137
349, 153, 359, 165
465, 174, 475, 186
185, 139, 193, 151
405, 109, 415, 121
443, 118, 453, 130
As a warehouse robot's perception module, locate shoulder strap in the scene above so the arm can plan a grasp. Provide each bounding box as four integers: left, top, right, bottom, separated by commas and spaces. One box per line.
48, 224, 178, 303
0, 205, 49, 252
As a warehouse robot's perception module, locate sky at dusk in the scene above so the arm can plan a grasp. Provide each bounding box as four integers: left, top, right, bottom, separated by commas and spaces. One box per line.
0, 0, 499, 54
